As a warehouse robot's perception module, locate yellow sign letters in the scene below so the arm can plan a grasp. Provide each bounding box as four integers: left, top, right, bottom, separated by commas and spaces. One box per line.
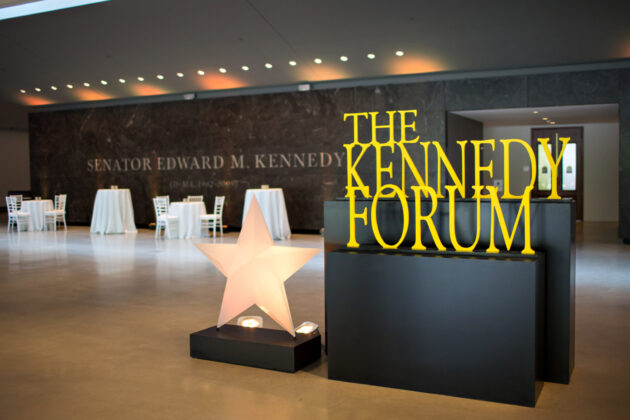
343, 109, 569, 254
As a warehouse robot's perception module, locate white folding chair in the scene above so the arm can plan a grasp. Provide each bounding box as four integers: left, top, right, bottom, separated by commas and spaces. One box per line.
153, 197, 178, 239
200, 196, 225, 237
187, 195, 204, 202
6, 196, 30, 232
45, 194, 67, 230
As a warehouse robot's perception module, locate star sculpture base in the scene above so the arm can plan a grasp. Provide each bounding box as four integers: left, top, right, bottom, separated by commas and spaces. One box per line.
190, 324, 322, 373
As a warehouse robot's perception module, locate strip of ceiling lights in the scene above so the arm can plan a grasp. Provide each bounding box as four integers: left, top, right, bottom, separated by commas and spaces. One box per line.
0, 0, 109, 21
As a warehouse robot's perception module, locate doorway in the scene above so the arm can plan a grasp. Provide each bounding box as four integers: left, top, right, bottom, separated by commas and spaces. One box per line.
531, 127, 584, 220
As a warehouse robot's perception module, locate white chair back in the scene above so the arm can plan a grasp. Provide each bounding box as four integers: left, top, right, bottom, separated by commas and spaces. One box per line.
6, 196, 19, 213
55, 194, 67, 211
187, 195, 203, 202
153, 196, 169, 218
214, 196, 225, 217
9, 194, 22, 211
153, 196, 178, 239
156, 195, 170, 206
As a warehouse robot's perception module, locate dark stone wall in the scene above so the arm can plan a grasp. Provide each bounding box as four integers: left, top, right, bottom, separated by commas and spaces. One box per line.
29, 67, 630, 238
527, 70, 620, 106
29, 84, 446, 230
446, 113, 482, 198
444, 76, 527, 110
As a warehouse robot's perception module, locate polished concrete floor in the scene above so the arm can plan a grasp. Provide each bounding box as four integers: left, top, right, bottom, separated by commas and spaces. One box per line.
0, 222, 629, 419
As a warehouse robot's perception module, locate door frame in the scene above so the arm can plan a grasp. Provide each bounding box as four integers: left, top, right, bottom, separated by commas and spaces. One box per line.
531, 126, 584, 220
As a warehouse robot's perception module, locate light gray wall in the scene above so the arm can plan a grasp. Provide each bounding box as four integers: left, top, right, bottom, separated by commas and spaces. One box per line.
482, 123, 619, 222
583, 123, 619, 222
0, 130, 30, 204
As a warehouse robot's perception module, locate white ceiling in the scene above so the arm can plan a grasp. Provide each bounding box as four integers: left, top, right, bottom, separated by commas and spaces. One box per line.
454, 104, 620, 127
1, 0, 630, 107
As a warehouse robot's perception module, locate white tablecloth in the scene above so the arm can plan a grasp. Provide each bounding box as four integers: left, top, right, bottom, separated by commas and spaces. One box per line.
22, 199, 54, 231
90, 189, 137, 234
242, 188, 291, 240
168, 201, 207, 239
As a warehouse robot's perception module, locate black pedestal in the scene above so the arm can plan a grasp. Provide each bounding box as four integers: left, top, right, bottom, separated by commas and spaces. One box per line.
325, 198, 574, 384
190, 324, 321, 372
326, 248, 545, 407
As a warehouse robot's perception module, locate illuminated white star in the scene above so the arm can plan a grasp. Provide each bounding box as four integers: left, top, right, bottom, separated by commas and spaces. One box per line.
195, 196, 319, 336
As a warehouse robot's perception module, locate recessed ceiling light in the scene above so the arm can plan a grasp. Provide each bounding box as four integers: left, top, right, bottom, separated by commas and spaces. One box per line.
19, 89, 26, 93
197, 70, 205, 75
550, 121, 556, 125
395, 50, 404, 56
118, 78, 125, 84
532, 110, 539, 114
137, 76, 144, 82
66, 84, 73, 89
340, 56, 348, 62
35, 87, 41, 92
241, 65, 249, 71
542, 117, 549, 120
367, 53, 376, 59
101, 80, 108, 85
83, 82, 90, 87
176, 72, 184, 78
156, 74, 164, 80
314, 58, 322, 64
51, 86, 57, 90
219, 67, 227, 73
289, 60, 297, 66
265, 63, 273, 69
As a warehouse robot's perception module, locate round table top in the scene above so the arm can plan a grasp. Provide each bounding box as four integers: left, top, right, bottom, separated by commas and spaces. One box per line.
170, 201, 206, 206
246, 188, 283, 192
96, 188, 130, 194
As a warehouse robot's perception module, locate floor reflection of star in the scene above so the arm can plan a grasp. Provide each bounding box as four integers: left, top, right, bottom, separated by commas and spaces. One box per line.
195, 196, 320, 336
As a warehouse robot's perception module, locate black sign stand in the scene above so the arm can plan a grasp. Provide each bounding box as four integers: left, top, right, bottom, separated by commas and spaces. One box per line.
190, 324, 321, 373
